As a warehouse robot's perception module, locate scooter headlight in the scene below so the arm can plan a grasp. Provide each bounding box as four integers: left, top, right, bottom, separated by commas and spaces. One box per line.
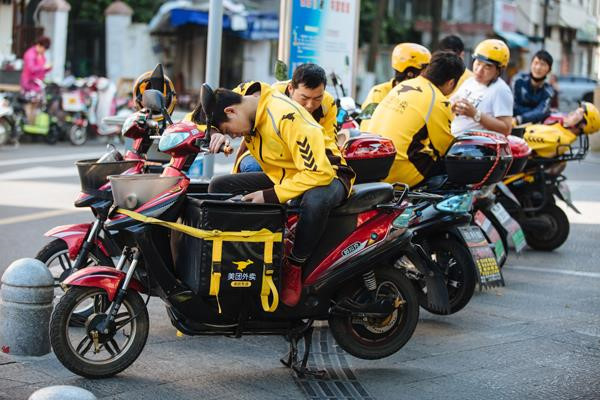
159, 131, 190, 152
435, 193, 473, 214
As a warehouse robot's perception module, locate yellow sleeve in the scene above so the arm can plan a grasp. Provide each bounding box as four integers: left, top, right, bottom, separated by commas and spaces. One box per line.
320, 100, 338, 144
361, 86, 379, 110
428, 103, 455, 156
274, 119, 335, 203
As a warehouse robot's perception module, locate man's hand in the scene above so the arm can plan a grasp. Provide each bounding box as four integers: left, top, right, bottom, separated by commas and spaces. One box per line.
241, 191, 265, 203
208, 133, 230, 155
453, 99, 477, 118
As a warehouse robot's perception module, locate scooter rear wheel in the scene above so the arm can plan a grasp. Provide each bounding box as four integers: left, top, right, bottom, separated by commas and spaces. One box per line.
50, 286, 149, 378
524, 204, 569, 251
329, 266, 419, 360
69, 124, 87, 146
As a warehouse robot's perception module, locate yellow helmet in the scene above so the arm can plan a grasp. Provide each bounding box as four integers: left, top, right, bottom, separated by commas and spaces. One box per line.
132, 66, 177, 121
473, 39, 510, 68
581, 101, 600, 134
391, 43, 431, 73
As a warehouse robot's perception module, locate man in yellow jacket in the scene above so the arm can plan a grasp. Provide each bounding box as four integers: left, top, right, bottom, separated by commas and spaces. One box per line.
233, 63, 338, 172
360, 43, 431, 131
368, 51, 465, 187
205, 81, 355, 307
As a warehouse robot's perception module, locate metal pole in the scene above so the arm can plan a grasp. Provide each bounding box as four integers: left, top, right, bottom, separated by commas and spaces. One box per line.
541, 0, 549, 50
202, 0, 223, 179
278, 0, 292, 65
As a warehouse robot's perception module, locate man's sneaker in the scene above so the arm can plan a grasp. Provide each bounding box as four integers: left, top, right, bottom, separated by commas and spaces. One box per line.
281, 261, 302, 307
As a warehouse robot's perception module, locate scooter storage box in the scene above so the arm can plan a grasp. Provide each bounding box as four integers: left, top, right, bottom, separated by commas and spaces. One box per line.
171, 198, 284, 312
444, 131, 512, 185
506, 136, 531, 175
76, 159, 140, 194
342, 135, 396, 183
108, 174, 182, 210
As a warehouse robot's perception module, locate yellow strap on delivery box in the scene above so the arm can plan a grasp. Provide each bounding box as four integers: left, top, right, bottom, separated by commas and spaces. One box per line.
115, 208, 281, 312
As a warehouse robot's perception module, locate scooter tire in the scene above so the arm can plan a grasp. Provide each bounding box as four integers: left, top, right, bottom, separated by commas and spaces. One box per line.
524, 204, 569, 251
50, 286, 149, 379
69, 125, 87, 146
0, 117, 11, 145
418, 238, 477, 315
329, 266, 419, 360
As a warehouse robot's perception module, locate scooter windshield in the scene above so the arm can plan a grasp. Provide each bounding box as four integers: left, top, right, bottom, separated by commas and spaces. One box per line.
159, 131, 190, 152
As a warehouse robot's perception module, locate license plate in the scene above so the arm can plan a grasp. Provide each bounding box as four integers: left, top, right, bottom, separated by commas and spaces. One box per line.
473, 211, 506, 262
490, 203, 526, 253
458, 225, 505, 288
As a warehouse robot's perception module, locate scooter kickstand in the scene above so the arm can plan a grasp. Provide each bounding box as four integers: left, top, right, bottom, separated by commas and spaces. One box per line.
281, 326, 326, 378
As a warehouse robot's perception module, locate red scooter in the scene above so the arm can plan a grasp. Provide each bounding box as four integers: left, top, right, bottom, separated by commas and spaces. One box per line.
49, 86, 446, 379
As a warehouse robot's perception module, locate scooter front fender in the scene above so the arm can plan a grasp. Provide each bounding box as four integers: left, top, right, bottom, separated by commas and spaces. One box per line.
62, 266, 145, 301
44, 223, 110, 259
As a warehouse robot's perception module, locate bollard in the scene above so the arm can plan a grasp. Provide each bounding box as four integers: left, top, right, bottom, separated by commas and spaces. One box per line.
0, 258, 54, 356
29, 385, 96, 400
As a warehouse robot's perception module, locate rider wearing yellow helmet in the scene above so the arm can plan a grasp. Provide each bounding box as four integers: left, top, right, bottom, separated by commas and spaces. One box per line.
360, 43, 431, 131
523, 102, 600, 157
451, 38, 513, 136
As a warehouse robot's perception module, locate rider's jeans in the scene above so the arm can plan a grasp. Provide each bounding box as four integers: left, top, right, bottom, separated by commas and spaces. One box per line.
208, 173, 346, 265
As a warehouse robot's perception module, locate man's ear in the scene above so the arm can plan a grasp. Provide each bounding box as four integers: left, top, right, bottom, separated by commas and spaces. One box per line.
224, 105, 236, 116
287, 82, 294, 94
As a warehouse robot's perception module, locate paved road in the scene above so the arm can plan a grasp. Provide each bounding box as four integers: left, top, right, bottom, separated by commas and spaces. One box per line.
0, 142, 599, 400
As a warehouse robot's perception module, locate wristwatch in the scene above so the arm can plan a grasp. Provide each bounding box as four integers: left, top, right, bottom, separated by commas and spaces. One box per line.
473, 110, 482, 123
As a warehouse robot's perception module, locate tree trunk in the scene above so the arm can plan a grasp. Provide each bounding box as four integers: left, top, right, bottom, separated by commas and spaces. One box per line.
367, 0, 388, 72
430, 0, 443, 50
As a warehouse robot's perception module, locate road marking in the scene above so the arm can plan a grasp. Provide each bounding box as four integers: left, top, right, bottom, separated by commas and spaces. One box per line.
507, 265, 600, 279
0, 181, 80, 209
0, 152, 102, 167
0, 166, 77, 180
0, 208, 87, 226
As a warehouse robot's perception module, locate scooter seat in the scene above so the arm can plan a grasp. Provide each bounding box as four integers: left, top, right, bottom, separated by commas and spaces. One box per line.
413, 175, 448, 191
332, 182, 394, 215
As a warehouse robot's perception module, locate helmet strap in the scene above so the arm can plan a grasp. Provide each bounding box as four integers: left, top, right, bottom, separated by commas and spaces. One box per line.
530, 73, 547, 83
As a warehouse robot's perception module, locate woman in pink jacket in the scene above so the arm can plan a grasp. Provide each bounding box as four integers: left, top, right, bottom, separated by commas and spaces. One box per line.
20, 36, 52, 123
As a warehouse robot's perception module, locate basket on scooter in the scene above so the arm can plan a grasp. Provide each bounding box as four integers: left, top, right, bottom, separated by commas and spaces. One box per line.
108, 174, 182, 210
171, 198, 284, 315
76, 159, 141, 195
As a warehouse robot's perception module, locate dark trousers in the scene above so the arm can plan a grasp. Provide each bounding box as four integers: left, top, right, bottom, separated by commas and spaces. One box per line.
208, 173, 346, 264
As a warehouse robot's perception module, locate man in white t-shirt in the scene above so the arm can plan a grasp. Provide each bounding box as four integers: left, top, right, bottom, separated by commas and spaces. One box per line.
451, 39, 513, 136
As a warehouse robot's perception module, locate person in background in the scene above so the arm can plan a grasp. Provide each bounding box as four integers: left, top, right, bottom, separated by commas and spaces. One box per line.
512, 50, 555, 125
360, 43, 431, 131
438, 35, 473, 95
20, 36, 52, 123
450, 39, 513, 136
367, 51, 465, 187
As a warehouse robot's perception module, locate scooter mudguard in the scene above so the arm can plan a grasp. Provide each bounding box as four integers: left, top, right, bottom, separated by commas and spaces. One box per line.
496, 182, 520, 207
487, 203, 527, 253
555, 181, 581, 214
453, 225, 505, 289
44, 223, 110, 260
62, 266, 145, 301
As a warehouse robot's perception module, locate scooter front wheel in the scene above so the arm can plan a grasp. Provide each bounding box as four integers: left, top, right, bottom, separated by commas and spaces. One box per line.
50, 286, 149, 378
329, 266, 419, 360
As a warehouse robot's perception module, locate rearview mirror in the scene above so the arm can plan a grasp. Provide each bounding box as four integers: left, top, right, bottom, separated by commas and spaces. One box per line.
142, 89, 165, 114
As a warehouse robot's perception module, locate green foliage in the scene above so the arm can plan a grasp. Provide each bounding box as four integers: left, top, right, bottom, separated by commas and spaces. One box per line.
68, 0, 163, 23
359, 0, 419, 46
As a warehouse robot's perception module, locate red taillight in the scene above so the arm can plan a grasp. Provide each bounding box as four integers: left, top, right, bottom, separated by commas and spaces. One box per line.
343, 136, 396, 160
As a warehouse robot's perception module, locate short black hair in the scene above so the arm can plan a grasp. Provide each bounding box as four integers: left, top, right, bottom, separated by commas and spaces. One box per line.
211, 89, 243, 127
394, 66, 425, 84
35, 36, 51, 49
291, 63, 327, 89
532, 50, 553, 69
423, 51, 466, 87
438, 35, 464, 54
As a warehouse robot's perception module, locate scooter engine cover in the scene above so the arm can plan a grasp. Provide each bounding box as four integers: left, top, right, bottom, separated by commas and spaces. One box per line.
342, 135, 396, 183
444, 131, 512, 185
